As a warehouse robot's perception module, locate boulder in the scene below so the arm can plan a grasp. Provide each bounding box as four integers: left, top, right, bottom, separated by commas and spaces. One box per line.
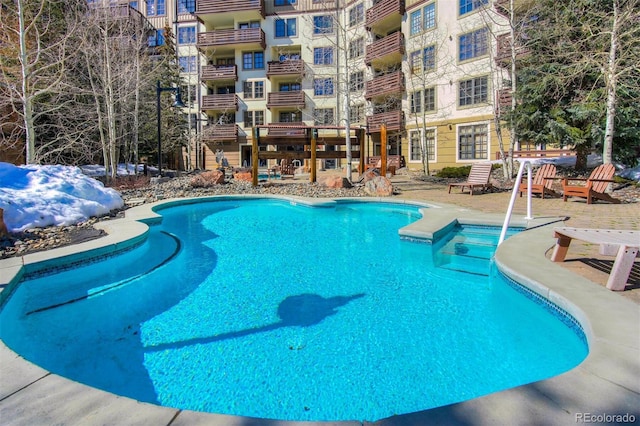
360, 168, 379, 183
190, 170, 225, 187
323, 176, 352, 189
364, 176, 393, 196
234, 171, 253, 182
0, 208, 8, 237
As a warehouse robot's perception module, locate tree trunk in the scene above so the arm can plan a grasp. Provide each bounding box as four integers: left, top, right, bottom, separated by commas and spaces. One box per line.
602, 0, 619, 165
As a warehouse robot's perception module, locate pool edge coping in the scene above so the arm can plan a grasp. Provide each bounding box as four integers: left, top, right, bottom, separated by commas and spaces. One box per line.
1, 195, 638, 426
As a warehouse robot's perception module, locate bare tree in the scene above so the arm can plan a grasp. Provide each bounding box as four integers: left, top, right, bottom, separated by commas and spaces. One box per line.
1, 0, 86, 164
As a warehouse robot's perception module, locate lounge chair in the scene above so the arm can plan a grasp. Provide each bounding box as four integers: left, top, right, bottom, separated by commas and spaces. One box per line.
519, 163, 558, 199
551, 227, 639, 290
562, 163, 620, 204
447, 163, 493, 195
280, 159, 296, 177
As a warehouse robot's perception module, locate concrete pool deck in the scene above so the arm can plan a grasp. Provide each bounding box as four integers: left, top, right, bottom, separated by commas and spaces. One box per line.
1, 183, 639, 425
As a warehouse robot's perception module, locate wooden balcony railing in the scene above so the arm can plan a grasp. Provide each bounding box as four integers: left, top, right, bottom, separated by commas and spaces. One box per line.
266, 123, 307, 136
267, 60, 305, 79
365, 32, 404, 66
366, 110, 404, 133
365, 0, 405, 31
197, 0, 264, 18
201, 94, 238, 111
496, 88, 513, 110
197, 28, 266, 50
201, 124, 239, 143
495, 33, 529, 65
266, 91, 305, 109
365, 70, 404, 100
201, 65, 237, 83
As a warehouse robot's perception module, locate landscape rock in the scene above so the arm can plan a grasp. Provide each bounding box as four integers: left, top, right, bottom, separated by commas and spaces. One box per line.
234, 171, 252, 182
190, 170, 225, 187
323, 176, 352, 189
364, 176, 393, 196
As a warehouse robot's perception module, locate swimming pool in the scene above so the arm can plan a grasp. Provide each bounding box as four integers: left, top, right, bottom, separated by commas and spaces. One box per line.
0, 198, 588, 422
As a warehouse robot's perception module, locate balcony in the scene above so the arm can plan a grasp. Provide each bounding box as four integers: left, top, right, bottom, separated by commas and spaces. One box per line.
201, 65, 237, 84
365, 32, 404, 67
267, 60, 305, 80
197, 28, 265, 54
366, 0, 405, 33
366, 110, 404, 133
494, 0, 534, 17
201, 94, 238, 112
196, 0, 265, 24
495, 33, 529, 66
266, 91, 305, 109
365, 71, 404, 100
201, 124, 239, 144
495, 88, 513, 111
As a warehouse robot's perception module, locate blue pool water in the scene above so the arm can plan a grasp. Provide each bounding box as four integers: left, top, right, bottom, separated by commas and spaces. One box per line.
0, 199, 588, 422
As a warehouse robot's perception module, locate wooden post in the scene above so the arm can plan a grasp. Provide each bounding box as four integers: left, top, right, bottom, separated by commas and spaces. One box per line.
252, 127, 259, 187
380, 123, 387, 177
357, 128, 365, 175
310, 128, 317, 183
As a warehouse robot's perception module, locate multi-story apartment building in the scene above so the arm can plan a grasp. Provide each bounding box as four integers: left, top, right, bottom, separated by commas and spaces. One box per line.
133, 0, 513, 173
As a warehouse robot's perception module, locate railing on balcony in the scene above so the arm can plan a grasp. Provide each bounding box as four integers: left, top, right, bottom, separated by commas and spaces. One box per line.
201, 65, 237, 83
267, 60, 305, 79
266, 91, 305, 109
266, 123, 307, 136
197, 0, 265, 18
495, 33, 529, 65
202, 124, 239, 143
365, 0, 405, 30
365, 32, 404, 66
201, 94, 238, 111
496, 88, 513, 111
366, 110, 404, 132
197, 28, 266, 50
365, 71, 404, 100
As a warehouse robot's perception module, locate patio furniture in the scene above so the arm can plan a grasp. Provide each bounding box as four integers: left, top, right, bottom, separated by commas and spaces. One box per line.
448, 163, 493, 196
562, 163, 620, 204
551, 227, 639, 291
519, 163, 558, 198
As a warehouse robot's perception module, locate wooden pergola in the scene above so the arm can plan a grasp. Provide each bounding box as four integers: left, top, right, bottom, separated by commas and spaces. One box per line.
250, 124, 368, 186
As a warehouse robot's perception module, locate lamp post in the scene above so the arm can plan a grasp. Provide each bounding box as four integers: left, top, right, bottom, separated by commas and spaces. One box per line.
156, 80, 185, 176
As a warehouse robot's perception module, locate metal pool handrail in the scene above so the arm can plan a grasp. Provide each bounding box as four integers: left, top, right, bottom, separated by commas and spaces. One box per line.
498, 160, 534, 246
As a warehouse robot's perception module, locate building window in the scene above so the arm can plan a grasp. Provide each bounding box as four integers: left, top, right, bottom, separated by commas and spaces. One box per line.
409, 129, 436, 162
177, 0, 195, 13
243, 81, 265, 99
411, 88, 436, 113
410, 45, 436, 73
313, 47, 334, 65
459, 0, 488, 16
275, 0, 296, 5
459, 28, 488, 61
279, 82, 301, 92
458, 124, 488, 160
410, 2, 435, 36
350, 103, 365, 123
313, 15, 334, 35
239, 21, 260, 29
148, 29, 164, 47
178, 56, 197, 73
280, 111, 302, 122
349, 3, 364, 27
314, 78, 334, 96
129, 1, 138, 9
314, 108, 334, 125
349, 37, 364, 59
275, 18, 297, 37
349, 71, 364, 92
242, 51, 264, 70
177, 27, 196, 44
244, 110, 265, 127
145, 0, 165, 16
459, 76, 488, 106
